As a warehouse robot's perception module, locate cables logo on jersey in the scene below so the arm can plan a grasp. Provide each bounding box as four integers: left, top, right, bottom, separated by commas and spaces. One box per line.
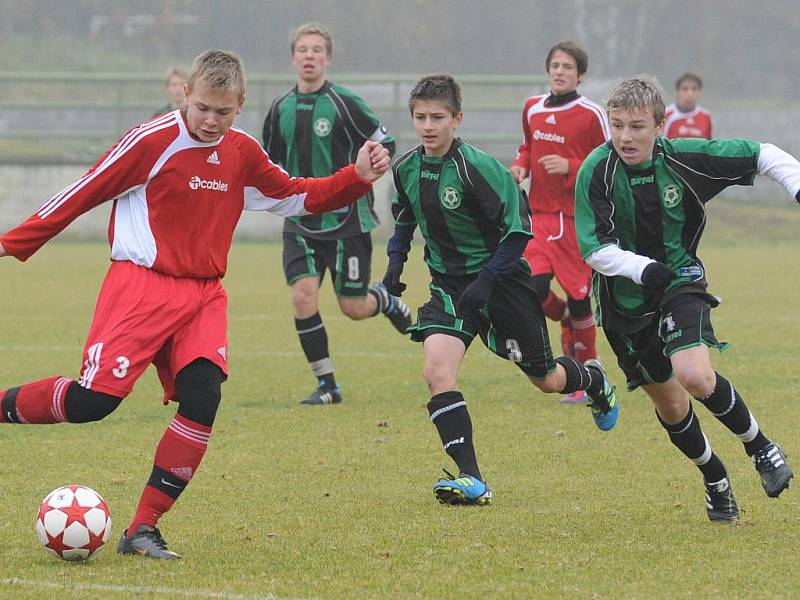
188, 176, 229, 192
532, 129, 566, 144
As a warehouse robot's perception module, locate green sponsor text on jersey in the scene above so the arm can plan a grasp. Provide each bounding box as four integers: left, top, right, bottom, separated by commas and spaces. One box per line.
392, 139, 531, 275
263, 82, 396, 240
575, 137, 759, 331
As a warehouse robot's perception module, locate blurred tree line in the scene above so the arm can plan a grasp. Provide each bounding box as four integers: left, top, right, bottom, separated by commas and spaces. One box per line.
1, 0, 799, 102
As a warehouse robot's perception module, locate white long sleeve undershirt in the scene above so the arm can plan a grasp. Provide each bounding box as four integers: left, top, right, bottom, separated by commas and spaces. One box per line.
586, 142, 800, 282
585, 245, 654, 283
757, 143, 800, 199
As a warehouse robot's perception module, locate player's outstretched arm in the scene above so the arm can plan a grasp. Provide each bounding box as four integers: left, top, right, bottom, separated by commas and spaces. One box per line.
354, 141, 390, 183
758, 143, 800, 201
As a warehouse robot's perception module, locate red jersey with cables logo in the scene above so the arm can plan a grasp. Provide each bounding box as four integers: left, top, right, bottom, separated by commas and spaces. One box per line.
663, 103, 713, 139
512, 93, 609, 216
1, 110, 371, 279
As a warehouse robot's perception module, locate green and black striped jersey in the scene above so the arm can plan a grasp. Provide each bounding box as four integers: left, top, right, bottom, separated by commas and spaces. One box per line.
575, 136, 760, 332
392, 139, 532, 276
262, 81, 396, 240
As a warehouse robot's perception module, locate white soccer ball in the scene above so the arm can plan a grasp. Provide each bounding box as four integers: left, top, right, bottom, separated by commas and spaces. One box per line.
35, 484, 112, 561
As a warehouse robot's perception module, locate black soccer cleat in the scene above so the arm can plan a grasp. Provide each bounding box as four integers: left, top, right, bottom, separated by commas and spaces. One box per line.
752, 442, 793, 498
370, 282, 412, 334
300, 385, 342, 406
704, 477, 739, 523
117, 525, 181, 559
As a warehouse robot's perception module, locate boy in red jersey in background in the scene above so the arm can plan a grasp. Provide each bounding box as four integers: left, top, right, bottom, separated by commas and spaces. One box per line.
0, 49, 389, 559
664, 72, 713, 139
510, 40, 609, 404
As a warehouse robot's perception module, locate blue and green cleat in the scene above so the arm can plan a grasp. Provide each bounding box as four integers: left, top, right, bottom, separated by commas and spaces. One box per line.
583, 359, 619, 431
433, 470, 493, 506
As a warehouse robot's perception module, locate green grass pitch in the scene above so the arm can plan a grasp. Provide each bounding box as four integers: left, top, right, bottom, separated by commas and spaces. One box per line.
1, 199, 799, 599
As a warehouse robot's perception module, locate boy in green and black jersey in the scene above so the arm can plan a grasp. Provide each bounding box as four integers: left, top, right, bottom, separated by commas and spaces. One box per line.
575, 76, 795, 522
384, 74, 619, 506
262, 23, 409, 406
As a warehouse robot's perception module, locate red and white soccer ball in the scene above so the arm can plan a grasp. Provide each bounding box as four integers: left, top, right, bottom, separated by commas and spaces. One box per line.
35, 485, 112, 561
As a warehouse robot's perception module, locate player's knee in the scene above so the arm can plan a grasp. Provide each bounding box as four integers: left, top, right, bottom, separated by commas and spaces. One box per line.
567, 297, 592, 319
290, 284, 318, 314
339, 298, 369, 320
291, 294, 316, 314
651, 391, 691, 424
175, 359, 225, 427
531, 274, 552, 300
422, 362, 456, 390
674, 364, 715, 398
64, 382, 123, 423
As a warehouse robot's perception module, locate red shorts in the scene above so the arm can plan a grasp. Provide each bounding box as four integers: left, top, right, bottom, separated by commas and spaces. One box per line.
524, 211, 592, 300
78, 261, 229, 402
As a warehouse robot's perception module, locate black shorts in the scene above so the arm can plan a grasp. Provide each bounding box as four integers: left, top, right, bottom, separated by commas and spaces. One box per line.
604, 293, 729, 391
282, 232, 372, 298
408, 264, 556, 379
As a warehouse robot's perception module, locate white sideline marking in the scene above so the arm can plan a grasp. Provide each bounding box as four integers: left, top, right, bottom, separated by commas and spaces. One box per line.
0, 578, 312, 600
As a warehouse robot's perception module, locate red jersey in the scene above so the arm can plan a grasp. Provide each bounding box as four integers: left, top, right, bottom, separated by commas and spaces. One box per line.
512, 93, 609, 216
663, 103, 713, 139
1, 110, 371, 279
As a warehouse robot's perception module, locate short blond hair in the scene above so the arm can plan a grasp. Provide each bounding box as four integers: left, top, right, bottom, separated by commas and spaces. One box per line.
163, 66, 188, 87
290, 22, 333, 56
186, 50, 246, 99
606, 75, 666, 125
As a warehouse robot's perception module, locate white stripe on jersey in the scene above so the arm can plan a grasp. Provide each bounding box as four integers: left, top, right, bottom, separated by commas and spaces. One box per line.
234, 127, 311, 216
37, 113, 179, 219
37, 114, 175, 218
110, 188, 158, 267
328, 87, 372, 140
232, 126, 290, 176
243, 186, 308, 215
525, 94, 610, 141
79, 342, 103, 389
110, 114, 222, 268
578, 97, 611, 141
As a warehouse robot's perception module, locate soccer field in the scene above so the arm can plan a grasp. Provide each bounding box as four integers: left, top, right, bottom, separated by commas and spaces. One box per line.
1, 200, 799, 599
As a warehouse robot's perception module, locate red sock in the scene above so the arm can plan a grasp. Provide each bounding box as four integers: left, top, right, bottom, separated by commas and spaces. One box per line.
128, 414, 211, 533
0, 376, 70, 423
560, 321, 575, 357
571, 314, 597, 363
541, 291, 567, 322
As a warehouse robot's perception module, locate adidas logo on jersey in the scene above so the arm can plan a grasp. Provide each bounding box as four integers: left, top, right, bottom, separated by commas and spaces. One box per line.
207, 151, 220, 165
545, 114, 557, 125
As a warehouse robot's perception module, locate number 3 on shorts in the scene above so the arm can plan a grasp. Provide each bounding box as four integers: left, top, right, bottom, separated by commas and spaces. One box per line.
112, 356, 130, 379
506, 338, 522, 362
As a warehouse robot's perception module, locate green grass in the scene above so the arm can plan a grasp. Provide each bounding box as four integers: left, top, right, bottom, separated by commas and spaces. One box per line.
1, 200, 799, 599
